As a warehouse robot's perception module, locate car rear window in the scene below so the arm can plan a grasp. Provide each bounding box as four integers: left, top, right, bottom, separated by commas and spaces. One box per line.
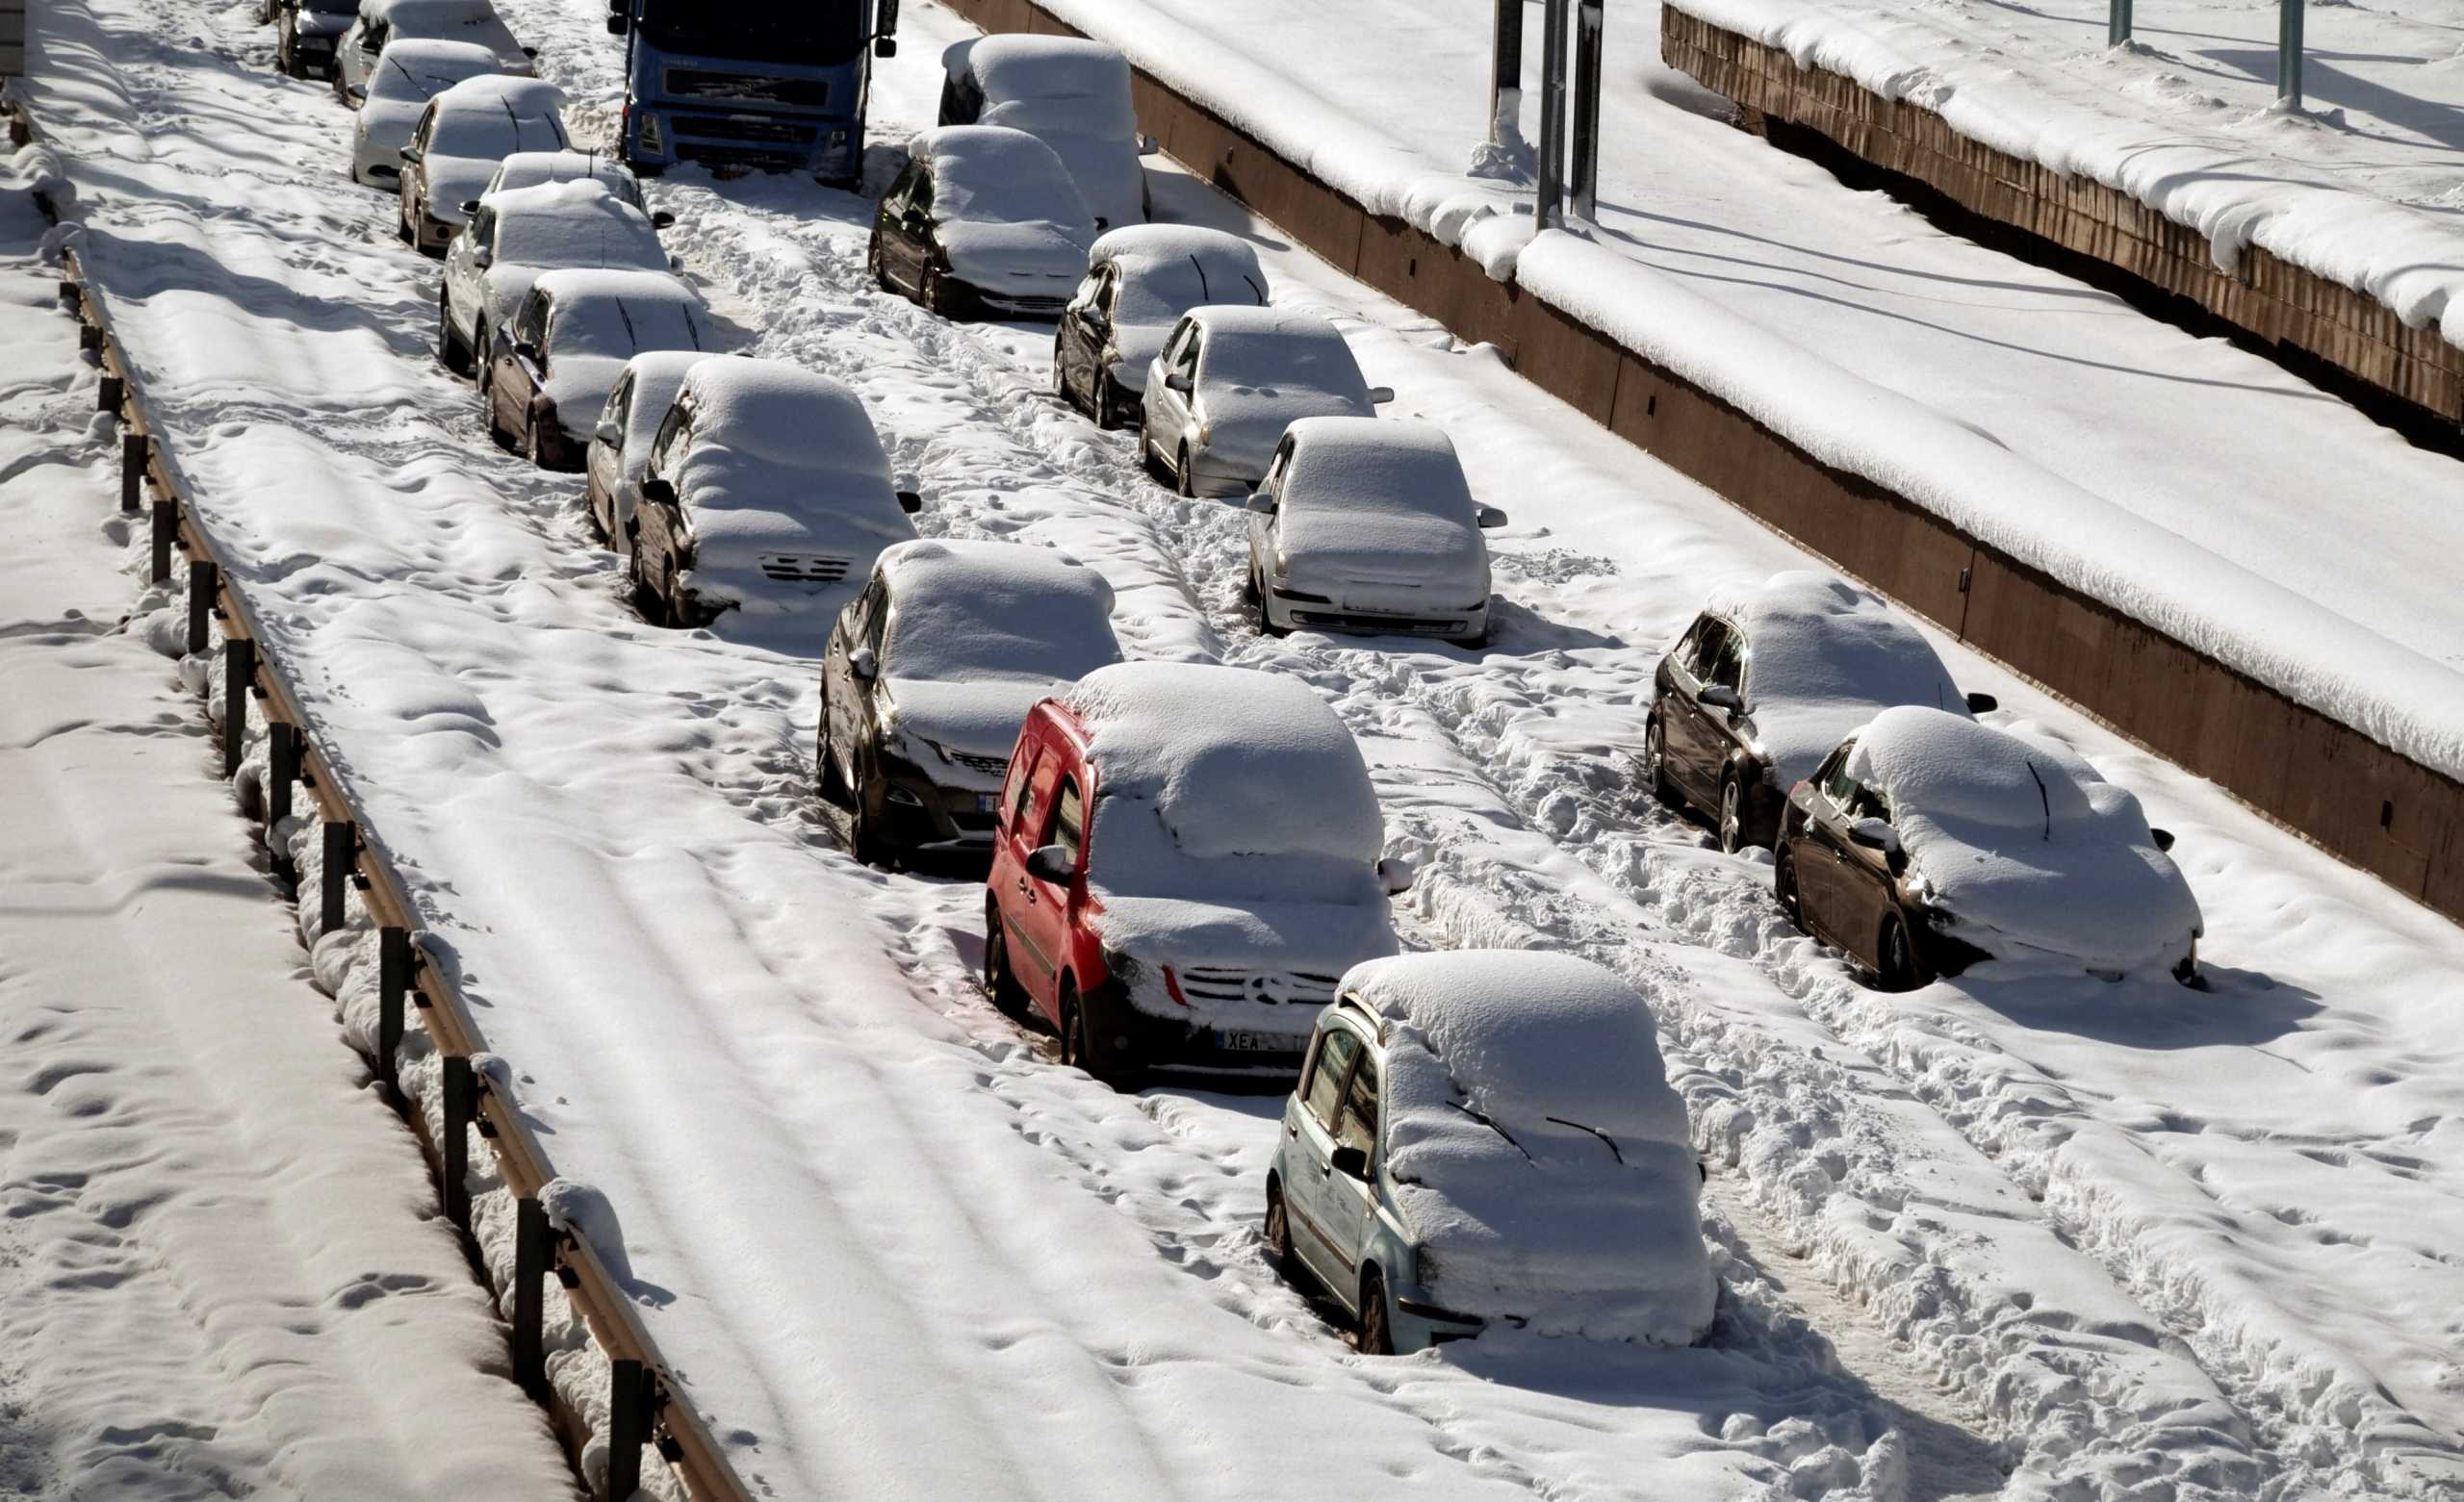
432, 106, 566, 161
553, 293, 705, 360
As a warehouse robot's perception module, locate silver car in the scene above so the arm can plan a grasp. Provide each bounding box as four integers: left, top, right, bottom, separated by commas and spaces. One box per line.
1140, 305, 1390, 498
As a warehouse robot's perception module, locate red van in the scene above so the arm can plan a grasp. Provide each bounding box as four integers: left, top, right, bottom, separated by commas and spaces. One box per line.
981, 662, 1411, 1085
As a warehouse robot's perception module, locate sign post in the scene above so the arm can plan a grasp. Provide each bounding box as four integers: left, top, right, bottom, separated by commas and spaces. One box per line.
2108, 0, 2132, 47
2278, 0, 2304, 110
1571, 0, 1604, 222
1533, 0, 1570, 230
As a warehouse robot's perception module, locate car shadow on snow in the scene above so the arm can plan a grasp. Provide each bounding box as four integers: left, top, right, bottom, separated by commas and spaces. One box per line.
1962, 962, 2323, 1052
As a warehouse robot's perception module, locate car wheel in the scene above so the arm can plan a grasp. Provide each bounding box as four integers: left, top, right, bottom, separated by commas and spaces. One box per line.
628, 543, 669, 627
397, 194, 415, 244
1094, 370, 1123, 431
849, 767, 891, 868
525, 410, 548, 469
1052, 349, 1069, 402
1643, 713, 1679, 808
866, 236, 892, 293
1877, 914, 1919, 993
816, 728, 851, 805
1774, 848, 1804, 927
923, 267, 960, 318
1718, 774, 1746, 854
437, 294, 473, 376
1262, 1182, 1298, 1281
983, 904, 1029, 1019
1251, 570, 1286, 638
1175, 444, 1196, 498
1060, 980, 1131, 1088
1358, 1268, 1396, 1356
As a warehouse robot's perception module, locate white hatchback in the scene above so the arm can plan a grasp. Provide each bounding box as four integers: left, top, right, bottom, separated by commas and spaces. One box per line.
1140, 306, 1390, 498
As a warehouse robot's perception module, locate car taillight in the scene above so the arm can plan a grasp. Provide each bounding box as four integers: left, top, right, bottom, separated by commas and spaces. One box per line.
1162, 967, 1190, 1006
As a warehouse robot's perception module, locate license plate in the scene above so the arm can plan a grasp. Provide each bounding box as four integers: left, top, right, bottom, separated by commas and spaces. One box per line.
976, 794, 1001, 814
1216, 1030, 1289, 1053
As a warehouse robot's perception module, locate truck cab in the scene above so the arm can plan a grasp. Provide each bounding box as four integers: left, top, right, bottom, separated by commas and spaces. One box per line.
605, 0, 899, 187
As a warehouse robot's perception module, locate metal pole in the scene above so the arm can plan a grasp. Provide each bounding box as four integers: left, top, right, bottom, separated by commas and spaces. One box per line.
1488, 0, 1524, 154
96, 372, 122, 414
149, 499, 175, 583
1534, 0, 1570, 230
606, 1359, 649, 1501
442, 1055, 474, 1226
513, 1197, 549, 1398
267, 722, 297, 853
221, 638, 254, 780
2109, 0, 2132, 46
120, 432, 145, 513
187, 559, 218, 655
2278, 0, 2303, 110
321, 819, 354, 935
378, 926, 410, 1100
1571, 0, 1604, 222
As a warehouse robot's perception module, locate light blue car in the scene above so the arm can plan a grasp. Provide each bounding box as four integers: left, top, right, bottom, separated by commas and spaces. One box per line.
1265, 951, 1717, 1356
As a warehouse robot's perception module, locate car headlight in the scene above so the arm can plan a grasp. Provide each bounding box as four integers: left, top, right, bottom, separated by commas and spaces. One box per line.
637, 111, 665, 155
1273, 548, 1290, 578
1197, 420, 1212, 446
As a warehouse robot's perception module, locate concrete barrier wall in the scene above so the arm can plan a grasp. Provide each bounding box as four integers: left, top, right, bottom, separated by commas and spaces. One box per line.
934, 0, 2464, 926
1661, 7, 2464, 429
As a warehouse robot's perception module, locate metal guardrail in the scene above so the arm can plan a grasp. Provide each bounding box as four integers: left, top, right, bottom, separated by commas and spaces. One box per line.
9, 98, 757, 1502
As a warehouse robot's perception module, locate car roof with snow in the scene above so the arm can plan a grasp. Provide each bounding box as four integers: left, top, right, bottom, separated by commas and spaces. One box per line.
365, 0, 509, 32
429, 73, 562, 117
484, 181, 664, 270
1699, 571, 1969, 787
487, 150, 641, 205
1280, 417, 1470, 516
366, 39, 500, 102
877, 540, 1121, 686
1091, 225, 1268, 322
1063, 662, 1380, 865
913, 125, 1093, 229
532, 267, 699, 312
1339, 950, 1715, 1345
670, 356, 896, 495
1842, 706, 2201, 969
1189, 306, 1371, 401
946, 35, 1133, 105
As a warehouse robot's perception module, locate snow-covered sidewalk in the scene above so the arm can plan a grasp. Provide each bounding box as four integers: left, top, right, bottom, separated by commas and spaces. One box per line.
0, 162, 573, 1502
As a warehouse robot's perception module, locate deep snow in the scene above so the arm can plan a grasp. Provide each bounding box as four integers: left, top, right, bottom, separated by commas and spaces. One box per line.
17, 0, 2464, 1496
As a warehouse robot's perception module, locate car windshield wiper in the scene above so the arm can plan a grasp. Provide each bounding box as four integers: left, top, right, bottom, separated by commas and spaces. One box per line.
1546, 1116, 1623, 1164
1447, 1100, 1532, 1163
2025, 758, 2051, 841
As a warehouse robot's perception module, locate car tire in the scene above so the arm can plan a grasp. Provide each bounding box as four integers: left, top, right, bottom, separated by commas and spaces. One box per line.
1052, 349, 1069, 403
1094, 370, 1123, 432
849, 767, 891, 868
1643, 713, 1679, 808
1262, 1182, 1298, 1282
923, 267, 962, 318
1877, 914, 1919, 993
1251, 570, 1286, 638
525, 409, 550, 469
437, 294, 473, 376
1175, 443, 1196, 498
1060, 980, 1131, 1088
867, 237, 892, 293
1774, 848, 1804, 928
1358, 1268, 1396, 1356
397, 194, 414, 244
983, 904, 1030, 1019
817, 728, 852, 805
628, 543, 669, 627
1718, 773, 1746, 854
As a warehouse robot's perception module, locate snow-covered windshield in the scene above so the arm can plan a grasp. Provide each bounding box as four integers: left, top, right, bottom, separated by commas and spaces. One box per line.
370, 49, 495, 105
1201, 326, 1367, 401
551, 293, 705, 361
639, 0, 862, 64
1117, 255, 1266, 327
494, 197, 665, 272
932, 133, 1088, 225
884, 572, 1119, 684
1283, 421, 1471, 523
431, 106, 566, 160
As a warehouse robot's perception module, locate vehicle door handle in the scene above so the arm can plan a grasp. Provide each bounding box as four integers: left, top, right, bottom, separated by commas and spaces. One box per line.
1014, 877, 1034, 903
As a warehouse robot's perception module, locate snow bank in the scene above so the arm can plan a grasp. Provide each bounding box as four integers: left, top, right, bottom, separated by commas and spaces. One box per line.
1701, 571, 1967, 790
1846, 706, 2202, 971
1348, 951, 1717, 1345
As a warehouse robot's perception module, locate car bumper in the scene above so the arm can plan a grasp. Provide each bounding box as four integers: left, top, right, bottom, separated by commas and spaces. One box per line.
871, 765, 1005, 858
1390, 1284, 1488, 1353
1270, 588, 1487, 643
414, 205, 462, 255
628, 108, 860, 183
292, 40, 340, 77
949, 277, 1072, 320
1186, 450, 1265, 498
1078, 975, 1313, 1077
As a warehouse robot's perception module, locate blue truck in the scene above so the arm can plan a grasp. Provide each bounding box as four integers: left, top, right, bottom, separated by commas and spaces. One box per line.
605, 0, 900, 187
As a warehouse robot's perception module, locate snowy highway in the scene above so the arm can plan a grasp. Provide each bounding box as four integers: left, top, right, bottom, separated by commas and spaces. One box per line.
16, 0, 2464, 1497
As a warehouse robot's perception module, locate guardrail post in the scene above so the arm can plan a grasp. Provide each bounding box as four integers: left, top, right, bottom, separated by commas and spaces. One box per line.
378, 926, 410, 1101
513, 1196, 548, 1399
321, 818, 354, 934
187, 559, 218, 655
120, 431, 145, 513
267, 722, 297, 853
149, 499, 175, 583
606, 1359, 649, 1501
56, 279, 79, 316
96, 372, 122, 415
221, 638, 254, 779
441, 1054, 474, 1225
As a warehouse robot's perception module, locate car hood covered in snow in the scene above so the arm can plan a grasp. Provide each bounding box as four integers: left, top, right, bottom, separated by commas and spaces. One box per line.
1191, 307, 1374, 475
1350, 951, 1715, 1345
950, 36, 1145, 229
1275, 417, 1488, 603
1708, 571, 1971, 790
877, 540, 1122, 758
425, 156, 500, 226
938, 219, 1091, 296
1847, 707, 2202, 973
1066, 662, 1397, 990
917, 125, 1095, 295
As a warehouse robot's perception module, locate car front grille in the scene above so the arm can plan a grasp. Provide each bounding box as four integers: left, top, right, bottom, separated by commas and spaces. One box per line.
663, 71, 831, 110
757, 553, 850, 584
677, 114, 817, 146
1288, 609, 1465, 634
1174, 966, 1345, 1007
950, 751, 1009, 776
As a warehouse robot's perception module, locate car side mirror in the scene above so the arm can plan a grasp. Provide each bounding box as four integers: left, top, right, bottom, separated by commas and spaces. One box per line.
1366, 385, 1395, 404
399, 144, 423, 164
605, 13, 627, 35
1025, 843, 1076, 883
640, 476, 678, 509
594, 418, 621, 446
348, 82, 370, 100
896, 491, 924, 515
1136, 132, 1159, 156
459, 198, 481, 216
1476, 505, 1508, 530
1964, 691, 1999, 714
514, 338, 541, 363
1847, 816, 1899, 853
1243, 492, 1275, 516
652, 210, 676, 230
1164, 370, 1193, 395
849, 646, 877, 680
874, 36, 898, 59
472, 246, 493, 268
1699, 683, 1742, 714
1376, 856, 1414, 896
522, 44, 540, 58
1328, 1145, 1370, 1180
1091, 216, 1110, 234
2149, 827, 2176, 853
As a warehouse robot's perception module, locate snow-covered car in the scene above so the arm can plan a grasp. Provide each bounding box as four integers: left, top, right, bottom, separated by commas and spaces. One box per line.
868, 125, 1097, 321
396, 74, 568, 254
820, 540, 1125, 867
344, 38, 501, 189
1646, 573, 1998, 853
938, 36, 1150, 232
273, 0, 361, 80
982, 661, 1412, 1084
582, 350, 709, 548
482, 268, 709, 471
477, 148, 646, 211
1052, 225, 1268, 431
1267, 951, 1716, 1355
629, 357, 924, 629
335, 0, 528, 107
1774, 706, 2202, 989
1242, 418, 1506, 648
438, 180, 670, 377
1141, 306, 1393, 498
